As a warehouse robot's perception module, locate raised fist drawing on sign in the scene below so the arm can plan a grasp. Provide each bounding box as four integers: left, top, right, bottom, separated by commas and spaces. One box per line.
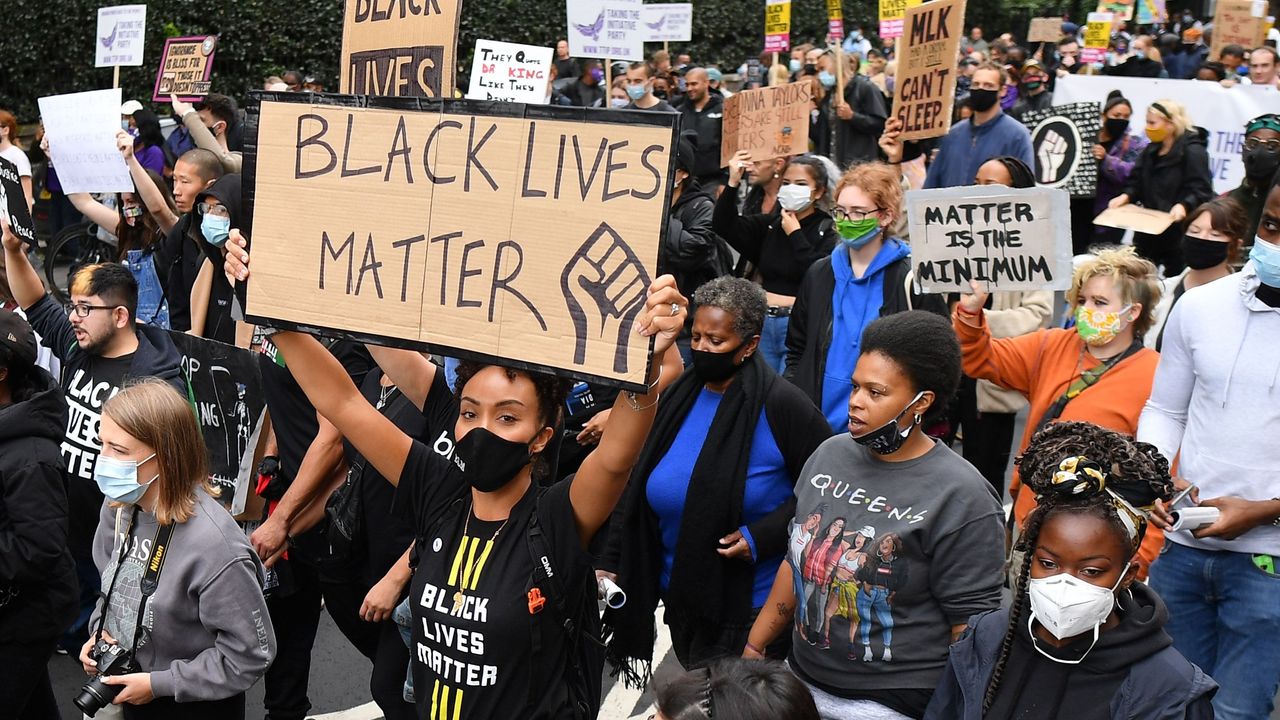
561, 222, 652, 375
1038, 128, 1070, 183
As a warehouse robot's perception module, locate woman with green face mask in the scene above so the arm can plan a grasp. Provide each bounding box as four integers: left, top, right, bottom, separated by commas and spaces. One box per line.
782, 162, 949, 433
1107, 99, 1214, 276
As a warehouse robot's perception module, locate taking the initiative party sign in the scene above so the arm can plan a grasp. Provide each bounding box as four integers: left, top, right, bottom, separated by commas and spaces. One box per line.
905, 185, 1073, 293
241, 93, 678, 391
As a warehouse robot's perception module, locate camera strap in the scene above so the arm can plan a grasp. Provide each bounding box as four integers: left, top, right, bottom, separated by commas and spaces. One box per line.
93, 507, 177, 657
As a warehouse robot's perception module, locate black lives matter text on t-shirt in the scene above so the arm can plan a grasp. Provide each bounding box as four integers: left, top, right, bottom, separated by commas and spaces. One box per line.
396, 371, 589, 720
62, 353, 134, 558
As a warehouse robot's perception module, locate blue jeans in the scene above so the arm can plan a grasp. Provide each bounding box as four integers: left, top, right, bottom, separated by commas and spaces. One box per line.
857, 586, 893, 647
125, 249, 169, 328
1149, 541, 1280, 720
760, 313, 789, 373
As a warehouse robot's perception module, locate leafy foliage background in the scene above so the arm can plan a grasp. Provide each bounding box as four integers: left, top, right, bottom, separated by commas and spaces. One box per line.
0, 0, 1095, 122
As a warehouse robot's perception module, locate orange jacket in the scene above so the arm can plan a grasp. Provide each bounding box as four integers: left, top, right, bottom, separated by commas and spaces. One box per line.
954, 310, 1165, 569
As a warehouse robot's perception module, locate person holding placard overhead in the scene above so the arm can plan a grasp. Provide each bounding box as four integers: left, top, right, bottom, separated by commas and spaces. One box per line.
223, 232, 688, 720
953, 246, 1166, 572
1107, 99, 1214, 276
715, 154, 838, 373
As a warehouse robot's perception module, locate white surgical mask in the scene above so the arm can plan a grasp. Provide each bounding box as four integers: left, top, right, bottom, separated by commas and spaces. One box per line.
1027, 569, 1126, 662
777, 184, 813, 212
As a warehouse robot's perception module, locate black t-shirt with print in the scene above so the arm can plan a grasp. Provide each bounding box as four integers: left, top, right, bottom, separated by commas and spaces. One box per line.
396, 371, 592, 719
63, 352, 134, 559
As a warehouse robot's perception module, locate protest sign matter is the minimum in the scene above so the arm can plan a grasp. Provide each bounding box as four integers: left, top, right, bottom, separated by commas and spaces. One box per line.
242, 94, 678, 391
905, 185, 1073, 293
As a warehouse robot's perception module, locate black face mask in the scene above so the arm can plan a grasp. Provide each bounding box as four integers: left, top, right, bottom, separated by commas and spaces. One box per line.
803, 63, 817, 75
453, 427, 536, 492
850, 391, 923, 455
1103, 117, 1130, 139
1243, 146, 1280, 181
691, 343, 745, 383
969, 88, 999, 112
654, 89, 669, 100
1181, 234, 1230, 270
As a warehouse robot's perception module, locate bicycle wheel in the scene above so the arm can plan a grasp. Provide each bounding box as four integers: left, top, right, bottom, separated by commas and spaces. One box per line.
43, 222, 116, 304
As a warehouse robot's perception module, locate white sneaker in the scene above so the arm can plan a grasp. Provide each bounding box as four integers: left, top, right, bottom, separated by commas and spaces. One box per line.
882, 647, 892, 662
862, 645, 873, 662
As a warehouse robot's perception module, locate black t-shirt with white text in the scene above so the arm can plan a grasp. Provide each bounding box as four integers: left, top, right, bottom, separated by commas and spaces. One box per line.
396, 372, 590, 719
62, 353, 133, 557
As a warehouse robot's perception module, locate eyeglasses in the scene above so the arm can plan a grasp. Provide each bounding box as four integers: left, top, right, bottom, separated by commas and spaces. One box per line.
66, 302, 120, 318
199, 202, 231, 217
1245, 137, 1280, 152
833, 206, 883, 222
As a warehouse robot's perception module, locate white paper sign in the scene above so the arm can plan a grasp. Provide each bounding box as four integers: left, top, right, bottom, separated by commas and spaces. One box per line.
905, 185, 1073, 293
641, 3, 693, 42
95, 4, 147, 68
467, 40, 554, 103
567, 0, 643, 61
38, 89, 134, 194
1055, 75, 1280, 194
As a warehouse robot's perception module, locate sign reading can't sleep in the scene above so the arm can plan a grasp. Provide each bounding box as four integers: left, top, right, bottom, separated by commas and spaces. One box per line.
243, 95, 678, 390
905, 185, 1073, 293
893, 0, 967, 141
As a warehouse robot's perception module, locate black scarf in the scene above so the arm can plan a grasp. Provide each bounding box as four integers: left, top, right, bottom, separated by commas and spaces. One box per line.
604, 354, 774, 685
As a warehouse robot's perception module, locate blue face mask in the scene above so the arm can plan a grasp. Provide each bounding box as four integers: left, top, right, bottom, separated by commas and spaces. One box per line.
626, 84, 647, 101
94, 453, 157, 505
201, 213, 231, 247
819, 71, 836, 88
1250, 236, 1280, 287
789, 59, 803, 73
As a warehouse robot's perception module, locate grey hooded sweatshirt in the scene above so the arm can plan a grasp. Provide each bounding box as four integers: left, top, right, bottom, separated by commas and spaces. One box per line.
89, 489, 275, 702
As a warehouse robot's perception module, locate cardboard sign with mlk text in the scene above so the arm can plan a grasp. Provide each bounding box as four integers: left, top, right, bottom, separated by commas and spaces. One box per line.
241, 94, 679, 391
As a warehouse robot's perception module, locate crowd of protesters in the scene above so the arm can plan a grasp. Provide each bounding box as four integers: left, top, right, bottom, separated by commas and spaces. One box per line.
2, 9, 1280, 720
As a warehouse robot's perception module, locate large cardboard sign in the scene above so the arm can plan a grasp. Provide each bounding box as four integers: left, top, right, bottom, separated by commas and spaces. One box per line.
893, 0, 966, 142
466, 40, 553, 104
641, 3, 693, 43
168, 331, 267, 515
1020, 102, 1101, 198
720, 82, 812, 166
1027, 17, 1062, 43
568, 0, 643, 61
38, 89, 134, 194
95, 4, 147, 68
1055, 75, 1279, 193
1094, 205, 1175, 234
1211, 0, 1267, 60
152, 35, 217, 103
906, 185, 1073, 293
0, 157, 35, 245
765, 0, 791, 53
242, 94, 677, 390
339, 0, 461, 99
879, 0, 924, 39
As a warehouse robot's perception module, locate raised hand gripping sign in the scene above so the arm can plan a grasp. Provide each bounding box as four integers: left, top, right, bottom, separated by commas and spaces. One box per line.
241, 94, 677, 391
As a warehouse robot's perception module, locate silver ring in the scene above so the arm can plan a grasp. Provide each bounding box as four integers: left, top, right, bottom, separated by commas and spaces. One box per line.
670, 302, 680, 316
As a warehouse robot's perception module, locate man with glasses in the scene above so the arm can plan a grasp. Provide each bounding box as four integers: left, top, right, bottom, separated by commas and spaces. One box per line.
923, 62, 1033, 189
0, 225, 181, 654
1229, 114, 1280, 251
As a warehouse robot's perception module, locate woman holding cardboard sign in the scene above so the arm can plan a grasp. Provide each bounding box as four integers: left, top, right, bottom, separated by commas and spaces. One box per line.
1107, 99, 1214, 276
953, 246, 1166, 572
224, 230, 686, 720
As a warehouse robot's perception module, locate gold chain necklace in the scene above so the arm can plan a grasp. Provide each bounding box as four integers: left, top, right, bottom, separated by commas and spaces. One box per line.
452, 505, 509, 613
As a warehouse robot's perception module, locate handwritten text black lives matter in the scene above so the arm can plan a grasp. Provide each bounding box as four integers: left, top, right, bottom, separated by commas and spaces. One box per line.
247, 102, 673, 386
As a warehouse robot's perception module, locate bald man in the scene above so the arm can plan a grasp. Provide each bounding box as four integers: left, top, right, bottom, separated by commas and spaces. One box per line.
675, 67, 727, 192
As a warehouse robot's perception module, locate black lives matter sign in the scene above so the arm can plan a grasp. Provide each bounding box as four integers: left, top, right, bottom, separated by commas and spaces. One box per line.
340, 0, 461, 98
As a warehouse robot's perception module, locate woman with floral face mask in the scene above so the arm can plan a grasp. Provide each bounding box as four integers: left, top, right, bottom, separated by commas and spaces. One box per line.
784, 162, 948, 432
715, 154, 837, 371
925, 421, 1216, 720
954, 246, 1166, 572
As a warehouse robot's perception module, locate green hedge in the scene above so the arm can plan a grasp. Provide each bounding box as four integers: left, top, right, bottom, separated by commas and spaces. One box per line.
1, 0, 1084, 123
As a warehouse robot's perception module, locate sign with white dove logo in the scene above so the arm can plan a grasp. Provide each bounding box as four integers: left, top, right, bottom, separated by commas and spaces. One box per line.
567, 0, 643, 61
1020, 102, 1101, 199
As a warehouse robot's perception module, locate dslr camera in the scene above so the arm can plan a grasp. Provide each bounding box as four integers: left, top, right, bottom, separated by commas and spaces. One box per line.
73, 640, 138, 716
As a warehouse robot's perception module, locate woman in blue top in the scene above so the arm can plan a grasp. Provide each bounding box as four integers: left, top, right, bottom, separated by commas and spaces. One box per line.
786, 162, 947, 433
603, 277, 830, 675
